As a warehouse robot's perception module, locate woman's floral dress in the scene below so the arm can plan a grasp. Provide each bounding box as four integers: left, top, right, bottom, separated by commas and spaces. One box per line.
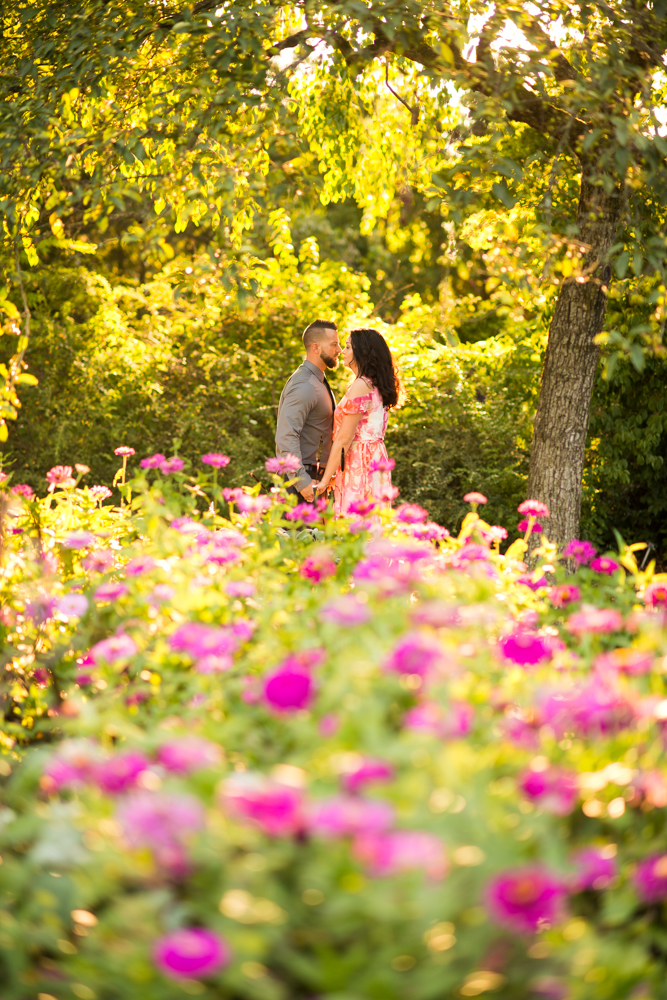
332, 380, 392, 515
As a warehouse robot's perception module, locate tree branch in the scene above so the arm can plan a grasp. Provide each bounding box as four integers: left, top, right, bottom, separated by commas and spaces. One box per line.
384, 61, 419, 126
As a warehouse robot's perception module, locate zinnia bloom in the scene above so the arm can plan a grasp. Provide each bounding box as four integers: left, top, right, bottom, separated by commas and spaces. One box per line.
265, 454, 300, 473
590, 556, 620, 574
285, 502, 320, 524
89, 485, 112, 502
56, 594, 89, 618
463, 492, 487, 504
499, 631, 552, 667
46, 465, 74, 488
566, 605, 623, 634
517, 500, 550, 518
263, 659, 314, 711
157, 737, 221, 774
93, 582, 129, 602
410, 522, 450, 543
595, 647, 653, 676
11, 484, 33, 499
169, 622, 238, 660
201, 452, 230, 468
353, 830, 447, 880
308, 795, 394, 838
140, 453, 166, 469
369, 456, 395, 473
520, 767, 578, 815
114, 446, 135, 457
395, 503, 429, 524
384, 631, 446, 677
550, 584, 581, 608
221, 772, 305, 836
347, 498, 376, 517
90, 634, 137, 664
94, 751, 150, 794
486, 867, 566, 933
160, 457, 184, 475
300, 550, 336, 583
61, 530, 95, 550
343, 757, 394, 794
236, 494, 272, 514
518, 520, 542, 534
570, 848, 617, 892
634, 854, 667, 902
225, 580, 256, 598
643, 582, 667, 608
563, 539, 597, 564
153, 928, 230, 980
320, 594, 371, 626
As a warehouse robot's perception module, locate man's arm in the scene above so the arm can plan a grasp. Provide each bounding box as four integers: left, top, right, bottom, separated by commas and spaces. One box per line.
275, 379, 317, 494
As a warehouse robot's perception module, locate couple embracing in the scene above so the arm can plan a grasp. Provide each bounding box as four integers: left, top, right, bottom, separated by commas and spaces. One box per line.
275, 320, 402, 514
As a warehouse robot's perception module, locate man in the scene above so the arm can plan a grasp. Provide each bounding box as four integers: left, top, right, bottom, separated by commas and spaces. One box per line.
275, 319, 341, 502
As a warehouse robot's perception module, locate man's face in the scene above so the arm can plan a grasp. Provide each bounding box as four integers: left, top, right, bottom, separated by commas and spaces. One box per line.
319, 331, 342, 369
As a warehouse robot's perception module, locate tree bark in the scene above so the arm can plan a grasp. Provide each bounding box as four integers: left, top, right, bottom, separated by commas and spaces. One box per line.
527, 173, 621, 546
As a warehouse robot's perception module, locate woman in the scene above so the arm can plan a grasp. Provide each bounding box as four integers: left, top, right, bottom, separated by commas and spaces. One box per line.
316, 328, 402, 515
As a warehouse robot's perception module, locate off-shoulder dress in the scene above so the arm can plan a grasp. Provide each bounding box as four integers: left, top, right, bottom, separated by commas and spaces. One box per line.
332, 379, 392, 516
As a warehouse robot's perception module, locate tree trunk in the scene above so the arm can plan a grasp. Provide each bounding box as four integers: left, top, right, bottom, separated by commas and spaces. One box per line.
527, 173, 621, 547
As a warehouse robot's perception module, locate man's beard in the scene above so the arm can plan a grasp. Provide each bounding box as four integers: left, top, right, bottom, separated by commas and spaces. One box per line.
321, 351, 338, 369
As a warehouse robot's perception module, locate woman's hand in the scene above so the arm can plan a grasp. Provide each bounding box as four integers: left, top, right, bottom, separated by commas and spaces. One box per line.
316, 477, 330, 496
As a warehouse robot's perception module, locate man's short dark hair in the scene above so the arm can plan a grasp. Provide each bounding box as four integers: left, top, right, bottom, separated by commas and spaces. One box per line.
303, 319, 337, 350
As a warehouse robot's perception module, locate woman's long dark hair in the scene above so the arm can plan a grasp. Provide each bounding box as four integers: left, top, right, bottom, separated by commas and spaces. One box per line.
349, 328, 404, 409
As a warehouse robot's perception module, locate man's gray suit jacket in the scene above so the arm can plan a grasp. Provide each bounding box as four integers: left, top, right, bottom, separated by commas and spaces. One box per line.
275, 360, 336, 492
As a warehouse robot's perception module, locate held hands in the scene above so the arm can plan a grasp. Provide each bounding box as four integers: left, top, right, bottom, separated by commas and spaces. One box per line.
300, 483, 315, 502
316, 477, 331, 496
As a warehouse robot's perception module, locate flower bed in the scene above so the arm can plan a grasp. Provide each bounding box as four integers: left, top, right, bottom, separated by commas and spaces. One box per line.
0, 457, 666, 999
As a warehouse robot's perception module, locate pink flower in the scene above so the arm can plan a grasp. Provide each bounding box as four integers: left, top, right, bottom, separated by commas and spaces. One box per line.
56, 594, 89, 618
61, 530, 95, 550
412, 601, 461, 628
46, 465, 74, 489
320, 594, 371, 626
221, 773, 305, 836
517, 574, 549, 592
343, 758, 394, 794
169, 622, 238, 660
94, 751, 151, 794
90, 634, 138, 664
540, 680, 635, 737
225, 580, 256, 598
114, 446, 135, 457
236, 494, 272, 514
353, 830, 447, 880
464, 492, 487, 504
319, 713, 340, 738
24, 595, 56, 623
489, 525, 508, 542
94, 582, 129, 602
563, 539, 597, 564
265, 454, 300, 473
140, 453, 166, 469
566, 605, 623, 634
384, 631, 445, 677
32, 667, 49, 687
380, 485, 400, 502
124, 556, 157, 577
499, 631, 552, 667
153, 928, 231, 980
633, 854, 667, 902
520, 767, 578, 815
595, 648, 653, 676
160, 457, 184, 474
285, 502, 320, 525
348, 498, 376, 517
41, 740, 100, 791
211, 528, 246, 548
369, 456, 395, 473
308, 795, 394, 838
550, 584, 581, 608
300, 551, 336, 583
150, 584, 175, 605
570, 848, 617, 892
486, 867, 566, 933
157, 737, 221, 774
232, 618, 256, 643
517, 500, 550, 518
590, 556, 620, 574
263, 660, 314, 711
89, 485, 112, 502
403, 702, 446, 737
643, 582, 667, 608
195, 654, 233, 674
395, 503, 429, 524
518, 520, 542, 534
449, 543, 492, 570
410, 522, 450, 543
82, 549, 114, 573
202, 453, 230, 468
11, 484, 33, 499
222, 487, 244, 503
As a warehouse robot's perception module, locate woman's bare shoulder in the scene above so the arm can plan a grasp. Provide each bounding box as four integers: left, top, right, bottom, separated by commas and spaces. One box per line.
347, 377, 373, 399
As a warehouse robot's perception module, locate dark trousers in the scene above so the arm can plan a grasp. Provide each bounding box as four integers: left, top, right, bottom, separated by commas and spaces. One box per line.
287, 464, 322, 505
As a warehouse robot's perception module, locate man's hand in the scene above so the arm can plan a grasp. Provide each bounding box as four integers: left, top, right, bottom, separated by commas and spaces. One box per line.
300, 483, 315, 502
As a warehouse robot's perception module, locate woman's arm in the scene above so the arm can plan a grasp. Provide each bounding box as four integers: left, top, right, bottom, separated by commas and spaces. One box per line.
316, 412, 362, 493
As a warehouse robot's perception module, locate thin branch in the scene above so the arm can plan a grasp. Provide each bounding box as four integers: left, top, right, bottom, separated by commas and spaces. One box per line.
384, 61, 419, 126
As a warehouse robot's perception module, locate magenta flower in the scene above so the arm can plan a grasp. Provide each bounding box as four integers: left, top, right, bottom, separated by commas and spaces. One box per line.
265, 454, 300, 473
517, 499, 550, 518
449, 543, 493, 570
590, 556, 620, 574
169, 622, 238, 660
384, 631, 446, 677
550, 584, 581, 608
487, 867, 566, 933
347, 498, 376, 517
263, 660, 314, 711
221, 773, 305, 836
517, 574, 549, 591
61, 530, 95, 550
211, 528, 246, 548
205, 545, 241, 567
93, 751, 150, 794
82, 549, 114, 573
56, 594, 89, 618
353, 830, 447, 881
94, 582, 129, 602
160, 456, 184, 474
395, 503, 429, 524
308, 795, 394, 838
403, 701, 445, 737
222, 487, 244, 502
11, 484, 34, 499
232, 618, 256, 643
518, 520, 542, 534
566, 605, 623, 634
464, 492, 487, 504
153, 928, 231, 980
225, 580, 256, 598
140, 453, 166, 469
488, 525, 508, 543
114, 446, 135, 457
157, 737, 221, 774
633, 854, 667, 902
570, 848, 617, 892
285, 502, 320, 525
202, 453, 230, 468
118, 790, 205, 871
441, 700, 475, 738
90, 634, 138, 664
89, 485, 112, 502
499, 631, 552, 668
41, 740, 100, 791
369, 456, 395, 473
149, 584, 175, 605
410, 522, 450, 543
236, 494, 272, 514
320, 594, 371, 626
520, 767, 578, 815
32, 667, 49, 687
343, 757, 394, 794
300, 551, 336, 583
124, 556, 157, 576
46, 465, 75, 489
563, 539, 597, 564
595, 647, 653, 676
24, 595, 56, 623
540, 680, 635, 737
643, 582, 667, 608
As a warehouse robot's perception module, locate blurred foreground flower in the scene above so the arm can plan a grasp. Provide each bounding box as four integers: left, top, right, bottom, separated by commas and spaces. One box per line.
202, 453, 230, 467
320, 593, 370, 626
353, 830, 447, 880
633, 854, 667, 902
517, 500, 550, 518
486, 867, 566, 933
153, 927, 231, 980
46, 465, 75, 490
563, 539, 597, 565
265, 454, 300, 473
221, 773, 305, 836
